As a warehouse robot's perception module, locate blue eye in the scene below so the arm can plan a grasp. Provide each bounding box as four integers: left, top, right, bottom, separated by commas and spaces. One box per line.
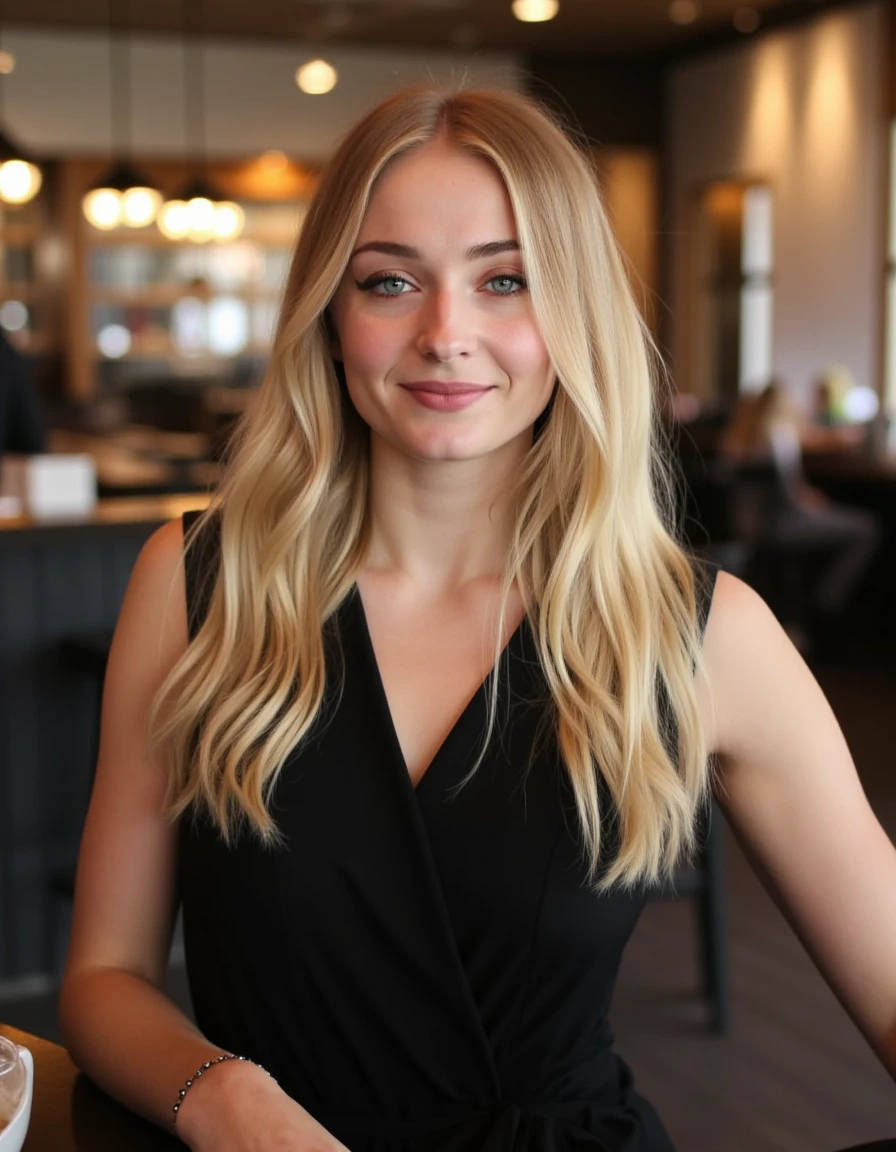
355, 274, 413, 296
486, 274, 526, 295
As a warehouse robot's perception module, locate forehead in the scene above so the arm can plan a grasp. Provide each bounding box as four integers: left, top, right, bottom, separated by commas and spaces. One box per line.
357, 139, 518, 245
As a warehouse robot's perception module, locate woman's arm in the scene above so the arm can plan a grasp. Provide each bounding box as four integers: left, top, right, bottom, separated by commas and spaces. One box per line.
699, 573, 896, 1076
58, 520, 346, 1150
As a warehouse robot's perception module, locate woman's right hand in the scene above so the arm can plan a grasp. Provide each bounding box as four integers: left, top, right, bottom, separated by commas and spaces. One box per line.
176, 1058, 349, 1151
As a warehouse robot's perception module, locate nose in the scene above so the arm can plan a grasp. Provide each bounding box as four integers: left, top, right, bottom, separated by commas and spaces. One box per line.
415, 288, 477, 362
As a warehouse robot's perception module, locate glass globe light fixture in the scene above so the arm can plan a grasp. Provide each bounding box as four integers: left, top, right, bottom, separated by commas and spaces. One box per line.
185, 195, 216, 242
120, 185, 163, 228
157, 199, 190, 240
212, 201, 245, 240
82, 187, 123, 230
0, 157, 42, 204
83, 161, 162, 230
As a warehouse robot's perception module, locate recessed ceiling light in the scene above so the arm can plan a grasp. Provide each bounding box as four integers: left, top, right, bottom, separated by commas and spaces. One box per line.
733, 5, 760, 32
511, 0, 559, 24
669, 0, 700, 26
296, 58, 338, 95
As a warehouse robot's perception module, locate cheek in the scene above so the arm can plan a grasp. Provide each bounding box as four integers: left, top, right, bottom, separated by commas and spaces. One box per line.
500, 318, 553, 386
338, 314, 403, 381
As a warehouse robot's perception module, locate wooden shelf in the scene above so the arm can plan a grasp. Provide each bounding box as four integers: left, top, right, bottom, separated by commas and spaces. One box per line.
96, 343, 272, 362
90, 284, 282, 306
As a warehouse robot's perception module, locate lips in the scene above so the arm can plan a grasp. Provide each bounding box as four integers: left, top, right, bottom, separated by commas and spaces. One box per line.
399, 382, 493, 395
398, 381, 494, 412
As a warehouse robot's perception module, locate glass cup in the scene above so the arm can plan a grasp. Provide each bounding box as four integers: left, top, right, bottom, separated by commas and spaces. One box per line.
0, 1037, 26, 1131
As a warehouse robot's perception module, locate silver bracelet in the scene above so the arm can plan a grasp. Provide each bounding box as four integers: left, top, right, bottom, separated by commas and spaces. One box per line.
171, 1052, 275, 1123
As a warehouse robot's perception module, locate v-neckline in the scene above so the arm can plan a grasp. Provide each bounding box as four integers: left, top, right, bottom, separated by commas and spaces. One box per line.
350, 585, 528, 794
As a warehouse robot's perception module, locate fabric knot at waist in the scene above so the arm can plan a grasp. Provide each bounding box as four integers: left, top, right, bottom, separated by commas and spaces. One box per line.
318, 1098, 634, 1151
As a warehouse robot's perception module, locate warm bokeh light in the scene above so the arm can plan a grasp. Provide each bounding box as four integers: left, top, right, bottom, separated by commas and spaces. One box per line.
213, 201, 245, 240
668, 1, 699, 26
296, 59, 338, 95
733, 6, 760, 33
0, 159, 42, 205
511, 0, 559, 23
186, 196, 217, 241
0, 51, 16, 75
158, 199, 190, 239
744, 38, 793, 168
260, 149, 289, 173
121, 186, 162, 228
82, 187, 123, 230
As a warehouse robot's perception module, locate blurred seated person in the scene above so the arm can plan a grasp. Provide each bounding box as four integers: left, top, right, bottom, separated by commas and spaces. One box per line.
719, 380, 879, 625
0, 328, 45, 461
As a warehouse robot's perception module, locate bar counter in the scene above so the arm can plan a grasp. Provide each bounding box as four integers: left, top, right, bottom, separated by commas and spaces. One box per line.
0, 492, 211, 539
0, 1024, 179, 1150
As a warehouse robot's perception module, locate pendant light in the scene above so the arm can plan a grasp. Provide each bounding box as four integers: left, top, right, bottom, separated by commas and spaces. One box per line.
0, 5, 42, 205
158, 0, 243, 243
82, 0, 162, 230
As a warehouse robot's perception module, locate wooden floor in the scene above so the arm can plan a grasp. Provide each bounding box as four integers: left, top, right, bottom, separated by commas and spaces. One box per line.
1, 653, 894, 1150
611, 654, 896, 1152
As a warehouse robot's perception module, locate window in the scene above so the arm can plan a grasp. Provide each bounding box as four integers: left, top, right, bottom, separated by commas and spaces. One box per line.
690, 180, 774, 402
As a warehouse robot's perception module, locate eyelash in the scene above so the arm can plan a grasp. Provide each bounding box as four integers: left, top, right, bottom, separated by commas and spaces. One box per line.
354, 272, 528, 297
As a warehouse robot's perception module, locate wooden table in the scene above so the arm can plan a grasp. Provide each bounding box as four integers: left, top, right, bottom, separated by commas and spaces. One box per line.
0, 1025, 179, 1150
2, 1021, 894, 1151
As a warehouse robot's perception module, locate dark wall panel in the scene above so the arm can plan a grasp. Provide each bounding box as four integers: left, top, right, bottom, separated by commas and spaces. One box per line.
0, 522, 163, 980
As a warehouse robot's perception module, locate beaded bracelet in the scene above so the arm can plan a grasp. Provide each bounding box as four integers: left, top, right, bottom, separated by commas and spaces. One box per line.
171, 1052, 275, 1124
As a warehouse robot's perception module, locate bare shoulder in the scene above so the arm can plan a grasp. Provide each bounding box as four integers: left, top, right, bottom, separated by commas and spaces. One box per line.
109, 518, 189, 674
697, 569, 820, 762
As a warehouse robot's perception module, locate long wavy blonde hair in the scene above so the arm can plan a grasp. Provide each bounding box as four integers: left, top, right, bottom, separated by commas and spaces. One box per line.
151, 86, 711, 891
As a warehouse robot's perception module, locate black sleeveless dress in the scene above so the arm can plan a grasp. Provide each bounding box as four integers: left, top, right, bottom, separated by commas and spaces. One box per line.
178, 511, 717, 1151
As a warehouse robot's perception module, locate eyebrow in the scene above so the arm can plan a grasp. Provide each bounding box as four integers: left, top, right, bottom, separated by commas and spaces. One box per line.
351, 239, 520, 261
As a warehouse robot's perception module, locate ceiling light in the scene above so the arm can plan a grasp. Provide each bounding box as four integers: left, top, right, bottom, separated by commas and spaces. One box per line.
158, 199, 189, 240
0, 157, 42, 205
511, 0, 559, 24
82, 161, 162, 230
212, 201, 245, 241
668, 0, 700, 25
185, 195, 217, 242
120, 185, 163, 228
296, 59, 338, 95
82, 187, 123, 230
733, 6, 760, 32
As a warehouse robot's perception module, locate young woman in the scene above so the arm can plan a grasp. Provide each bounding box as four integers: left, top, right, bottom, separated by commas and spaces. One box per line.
58, 87, 896, 1151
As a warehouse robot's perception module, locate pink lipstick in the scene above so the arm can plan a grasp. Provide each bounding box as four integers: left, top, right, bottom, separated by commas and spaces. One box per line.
399, 382, 494, 412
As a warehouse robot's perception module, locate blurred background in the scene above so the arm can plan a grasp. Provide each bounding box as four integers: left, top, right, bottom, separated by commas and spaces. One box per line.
0, 2, 894, 1149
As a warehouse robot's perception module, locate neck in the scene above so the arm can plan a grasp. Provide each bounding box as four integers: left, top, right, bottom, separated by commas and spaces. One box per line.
362, 433, 529, 594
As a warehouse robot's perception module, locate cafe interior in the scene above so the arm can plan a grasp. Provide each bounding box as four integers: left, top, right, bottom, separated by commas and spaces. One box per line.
0, 0, 894, 1148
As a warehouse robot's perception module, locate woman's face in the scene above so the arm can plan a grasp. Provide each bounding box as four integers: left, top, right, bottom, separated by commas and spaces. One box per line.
328, 138, 556, 466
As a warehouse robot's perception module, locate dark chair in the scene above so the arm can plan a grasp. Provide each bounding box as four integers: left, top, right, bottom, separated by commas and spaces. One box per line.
646, 540, 746, 1036
657, 799, 730, 1035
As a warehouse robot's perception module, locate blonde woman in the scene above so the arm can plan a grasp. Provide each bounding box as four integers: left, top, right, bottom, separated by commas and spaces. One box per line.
58, 88, 896, 1151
